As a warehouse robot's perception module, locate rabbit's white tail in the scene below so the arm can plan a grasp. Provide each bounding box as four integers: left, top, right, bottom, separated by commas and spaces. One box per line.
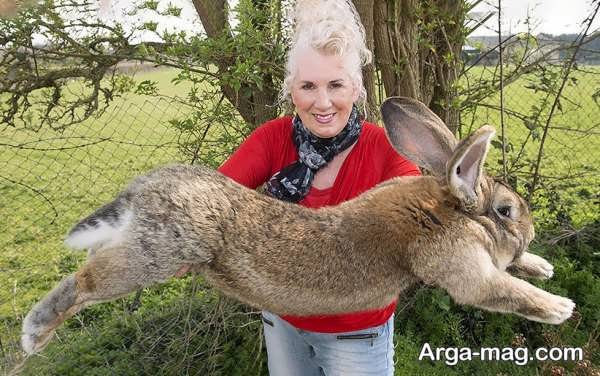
64, 198, 133, 251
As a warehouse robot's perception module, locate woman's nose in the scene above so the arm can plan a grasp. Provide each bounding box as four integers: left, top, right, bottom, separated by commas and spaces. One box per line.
313, 88, 332, 109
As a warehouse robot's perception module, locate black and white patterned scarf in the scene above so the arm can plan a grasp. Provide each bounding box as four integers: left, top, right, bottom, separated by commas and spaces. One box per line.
266, 105, 362, 202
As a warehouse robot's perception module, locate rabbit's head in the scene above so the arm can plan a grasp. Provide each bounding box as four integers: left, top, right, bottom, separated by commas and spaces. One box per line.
381, 97, 535, 270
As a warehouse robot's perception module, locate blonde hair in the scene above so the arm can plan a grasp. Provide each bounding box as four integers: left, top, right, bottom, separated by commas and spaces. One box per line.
280, 0, 372, 113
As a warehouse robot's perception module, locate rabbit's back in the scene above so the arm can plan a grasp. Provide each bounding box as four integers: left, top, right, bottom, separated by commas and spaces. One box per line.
64, 165, 320, 276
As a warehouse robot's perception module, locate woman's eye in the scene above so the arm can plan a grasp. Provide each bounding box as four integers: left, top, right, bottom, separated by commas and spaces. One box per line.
497, 206, 511, 218
329, 82, 343, 89
301, 83, 315, 90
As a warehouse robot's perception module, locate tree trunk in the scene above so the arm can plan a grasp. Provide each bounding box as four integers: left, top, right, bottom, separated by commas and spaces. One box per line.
358, 0, 465, 134
192, 0, 279, 128
191, 0, 228, 37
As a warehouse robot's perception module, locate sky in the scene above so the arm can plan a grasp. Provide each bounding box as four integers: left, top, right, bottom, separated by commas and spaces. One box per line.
95, 0, 600, 42
470, 0, 600, 36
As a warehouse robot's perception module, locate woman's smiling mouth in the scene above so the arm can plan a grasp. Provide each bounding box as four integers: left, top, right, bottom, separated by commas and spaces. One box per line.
314, 113, 335, 124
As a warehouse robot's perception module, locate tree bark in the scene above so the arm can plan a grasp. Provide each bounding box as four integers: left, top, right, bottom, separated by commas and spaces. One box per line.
191, 0, 228, 37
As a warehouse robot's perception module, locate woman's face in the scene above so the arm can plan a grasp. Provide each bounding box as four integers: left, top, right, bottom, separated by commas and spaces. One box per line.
290, 47, 359, 139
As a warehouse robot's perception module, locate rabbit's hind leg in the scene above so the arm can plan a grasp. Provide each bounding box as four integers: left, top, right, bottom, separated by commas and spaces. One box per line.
21, 246, 165, 355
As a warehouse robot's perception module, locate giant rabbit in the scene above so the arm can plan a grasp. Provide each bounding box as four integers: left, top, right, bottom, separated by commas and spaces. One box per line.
22, 97, 575, 354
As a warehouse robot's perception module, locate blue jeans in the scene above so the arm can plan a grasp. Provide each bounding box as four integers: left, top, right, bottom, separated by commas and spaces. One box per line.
261, 311, 395, 376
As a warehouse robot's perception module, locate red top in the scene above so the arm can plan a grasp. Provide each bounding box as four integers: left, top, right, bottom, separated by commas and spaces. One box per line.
218, 116, 420, 333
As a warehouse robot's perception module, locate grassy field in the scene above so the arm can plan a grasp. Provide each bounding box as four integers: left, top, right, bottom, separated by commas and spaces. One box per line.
1, 66, 599, 374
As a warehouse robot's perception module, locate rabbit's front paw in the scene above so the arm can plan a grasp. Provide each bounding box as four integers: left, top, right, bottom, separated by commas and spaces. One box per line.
538, 294, 575, 325
21, 322, 55, 355
530, 255, 554, 279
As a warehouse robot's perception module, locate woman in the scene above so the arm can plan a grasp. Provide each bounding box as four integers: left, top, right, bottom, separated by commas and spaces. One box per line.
197, 1, 419, 374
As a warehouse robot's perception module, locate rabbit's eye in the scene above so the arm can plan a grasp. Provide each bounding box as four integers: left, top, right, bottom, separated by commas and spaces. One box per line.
497, 206, 511, 218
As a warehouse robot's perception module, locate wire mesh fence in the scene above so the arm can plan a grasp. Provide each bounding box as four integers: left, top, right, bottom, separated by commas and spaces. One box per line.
1, 94, 185, 245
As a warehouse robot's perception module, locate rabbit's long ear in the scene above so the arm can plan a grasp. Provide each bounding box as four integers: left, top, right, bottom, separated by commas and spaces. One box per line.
381, 96, 457, 175
446, 125, 496, 208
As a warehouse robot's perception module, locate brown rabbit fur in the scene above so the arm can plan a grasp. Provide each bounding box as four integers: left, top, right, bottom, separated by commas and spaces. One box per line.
21, 97, 574, 355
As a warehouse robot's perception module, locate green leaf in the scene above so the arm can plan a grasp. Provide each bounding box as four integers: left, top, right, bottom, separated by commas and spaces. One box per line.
164, 4, 182, 17
140, 0, 159, 11
134, 80, 159, 95
490, 139, 503, 150
142, 21, 158, 32
437, 294, 451, 311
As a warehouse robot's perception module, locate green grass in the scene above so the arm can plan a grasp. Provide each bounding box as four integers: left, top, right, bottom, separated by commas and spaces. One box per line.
1, 66, 599, 374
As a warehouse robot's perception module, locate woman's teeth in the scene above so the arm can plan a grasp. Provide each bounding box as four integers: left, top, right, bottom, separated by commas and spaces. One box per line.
314, 113, 334, 123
